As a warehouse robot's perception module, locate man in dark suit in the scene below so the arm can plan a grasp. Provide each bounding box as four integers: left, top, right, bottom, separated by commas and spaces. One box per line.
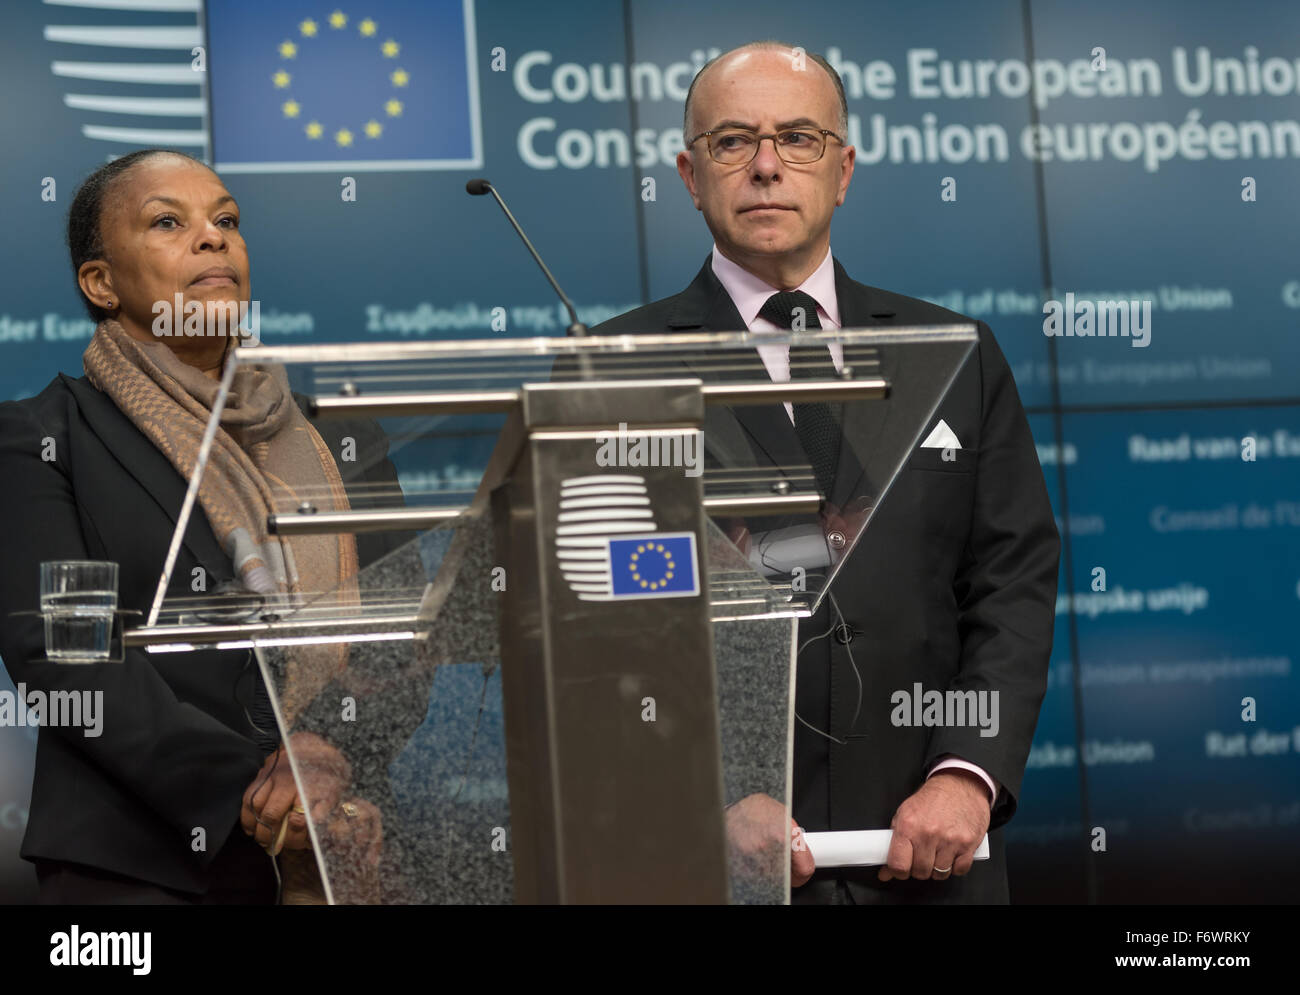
592, 42, 1059, 904
0, 372, 412, 901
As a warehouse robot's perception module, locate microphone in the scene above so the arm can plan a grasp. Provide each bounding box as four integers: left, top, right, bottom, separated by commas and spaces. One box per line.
466, 178, 587, 336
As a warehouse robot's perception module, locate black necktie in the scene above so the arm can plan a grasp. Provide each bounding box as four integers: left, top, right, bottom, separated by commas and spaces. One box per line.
756, 290, 842, 499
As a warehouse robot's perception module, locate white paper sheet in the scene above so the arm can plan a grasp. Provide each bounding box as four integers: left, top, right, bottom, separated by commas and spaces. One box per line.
803, 830, 991, 868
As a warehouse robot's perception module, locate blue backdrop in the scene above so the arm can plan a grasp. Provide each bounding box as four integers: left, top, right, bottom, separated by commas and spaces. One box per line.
1, 0, 1296, 903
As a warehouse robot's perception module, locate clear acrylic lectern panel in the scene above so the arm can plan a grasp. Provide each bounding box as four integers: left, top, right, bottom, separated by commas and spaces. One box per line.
195, 512, 792, 904
129, 327, 975, 903
144, 328, 975, 622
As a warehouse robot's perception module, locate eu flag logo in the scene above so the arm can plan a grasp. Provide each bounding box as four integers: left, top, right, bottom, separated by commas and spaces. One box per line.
609, 534, 700, 600
206, 1, 481, 172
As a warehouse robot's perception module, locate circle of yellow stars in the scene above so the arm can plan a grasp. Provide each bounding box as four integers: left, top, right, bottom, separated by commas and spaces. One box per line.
271, 10, 409, 147
628, 543, 675, 591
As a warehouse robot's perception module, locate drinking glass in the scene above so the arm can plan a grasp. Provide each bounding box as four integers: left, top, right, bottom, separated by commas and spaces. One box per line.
40, 560, 119, 662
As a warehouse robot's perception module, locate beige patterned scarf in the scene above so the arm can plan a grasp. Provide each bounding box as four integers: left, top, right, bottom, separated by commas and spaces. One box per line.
84, 319, 358, 716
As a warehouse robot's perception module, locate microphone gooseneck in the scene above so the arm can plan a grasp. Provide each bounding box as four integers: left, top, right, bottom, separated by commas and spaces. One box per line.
465, 177, 588, 337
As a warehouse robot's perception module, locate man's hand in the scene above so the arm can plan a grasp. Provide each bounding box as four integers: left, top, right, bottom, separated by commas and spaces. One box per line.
240, 732, 351, 854
321, 797, 384, 868
721, 518, 752, 559
724, 792, 815, 887
878, 770, 991, 882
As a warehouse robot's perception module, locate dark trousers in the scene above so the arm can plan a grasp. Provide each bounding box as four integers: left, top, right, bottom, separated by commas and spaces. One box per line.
793, 875, 857, 905
33, 830, 277, 905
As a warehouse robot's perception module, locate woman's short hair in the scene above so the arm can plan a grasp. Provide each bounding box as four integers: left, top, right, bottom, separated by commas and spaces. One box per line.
66, 148, 207, 322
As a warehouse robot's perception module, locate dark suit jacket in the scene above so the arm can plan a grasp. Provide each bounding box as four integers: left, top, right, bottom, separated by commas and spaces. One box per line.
593, 257, 1060, 904
0, 372, 410, 895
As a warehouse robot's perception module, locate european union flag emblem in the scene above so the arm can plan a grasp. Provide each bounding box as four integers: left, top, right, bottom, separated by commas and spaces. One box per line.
609, 533, 700, 600
205, 1, 481, 172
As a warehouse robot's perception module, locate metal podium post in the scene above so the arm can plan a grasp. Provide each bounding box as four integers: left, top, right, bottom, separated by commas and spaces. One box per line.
491, 380, 726, 903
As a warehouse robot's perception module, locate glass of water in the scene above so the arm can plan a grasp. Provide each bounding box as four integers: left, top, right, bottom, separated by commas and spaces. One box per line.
40, 561, 119, 662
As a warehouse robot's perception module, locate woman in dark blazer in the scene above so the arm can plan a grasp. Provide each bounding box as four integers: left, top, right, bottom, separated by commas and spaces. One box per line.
0, 149, 411, 903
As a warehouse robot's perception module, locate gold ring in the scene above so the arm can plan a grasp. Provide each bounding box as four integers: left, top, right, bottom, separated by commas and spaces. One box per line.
341, 802, 359, 819
291, 801, 306, 814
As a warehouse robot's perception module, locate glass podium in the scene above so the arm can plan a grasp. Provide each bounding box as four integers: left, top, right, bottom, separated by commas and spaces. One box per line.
124, 325, 976, 904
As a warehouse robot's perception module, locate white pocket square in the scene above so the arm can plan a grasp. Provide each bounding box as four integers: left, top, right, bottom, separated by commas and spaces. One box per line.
920, 419, 962, 450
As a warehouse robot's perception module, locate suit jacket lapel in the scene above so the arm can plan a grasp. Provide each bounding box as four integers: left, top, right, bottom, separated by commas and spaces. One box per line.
62, 374, 233, 582
833, 257, 896, 326
826, 259, 897, 506
665, 256, 745, 333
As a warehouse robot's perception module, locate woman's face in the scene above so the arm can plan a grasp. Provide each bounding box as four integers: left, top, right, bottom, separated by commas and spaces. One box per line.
78, 155, 251, 376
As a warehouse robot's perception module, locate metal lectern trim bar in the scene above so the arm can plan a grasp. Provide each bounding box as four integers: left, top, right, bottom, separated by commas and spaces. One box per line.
266, 492, 823, 536
268, 507, 466, 535
307, 378, 888, 419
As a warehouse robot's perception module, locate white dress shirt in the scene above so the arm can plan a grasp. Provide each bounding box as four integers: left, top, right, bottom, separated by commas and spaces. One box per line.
710, 245, 842, 422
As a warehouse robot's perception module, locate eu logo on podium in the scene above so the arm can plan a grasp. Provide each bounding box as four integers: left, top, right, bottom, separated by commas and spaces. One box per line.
609, 534, 699, 599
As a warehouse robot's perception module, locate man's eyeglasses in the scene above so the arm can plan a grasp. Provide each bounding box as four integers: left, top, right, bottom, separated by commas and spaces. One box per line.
688, 128, 844, 165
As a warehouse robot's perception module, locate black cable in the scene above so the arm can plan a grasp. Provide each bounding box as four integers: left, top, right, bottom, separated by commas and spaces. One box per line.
792, 588, 865, 747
